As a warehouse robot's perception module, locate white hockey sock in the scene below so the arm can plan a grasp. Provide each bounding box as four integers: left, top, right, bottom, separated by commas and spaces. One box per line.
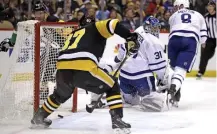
171, 67, 186, 91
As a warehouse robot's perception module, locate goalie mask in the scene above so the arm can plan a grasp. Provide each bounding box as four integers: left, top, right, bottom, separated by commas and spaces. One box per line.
143, 16, 161, 38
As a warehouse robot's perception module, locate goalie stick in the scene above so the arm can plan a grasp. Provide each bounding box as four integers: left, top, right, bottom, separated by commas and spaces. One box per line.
86, 55, 129, 113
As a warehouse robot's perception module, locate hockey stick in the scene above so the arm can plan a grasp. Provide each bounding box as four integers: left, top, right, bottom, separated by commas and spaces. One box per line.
86, 55, 128, 113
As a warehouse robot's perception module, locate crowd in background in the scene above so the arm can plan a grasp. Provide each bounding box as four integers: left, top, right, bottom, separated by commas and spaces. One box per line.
0, 0, 212, 32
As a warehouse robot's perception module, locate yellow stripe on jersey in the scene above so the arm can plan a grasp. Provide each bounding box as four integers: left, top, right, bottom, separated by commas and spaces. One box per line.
57, 59, 115, 88
57, 60, 97, 71
111, 19, 119, 32
95, 19, 119, 39
109, 104, 123, 109
106, 95, 122, 101
90, 67, 115, 88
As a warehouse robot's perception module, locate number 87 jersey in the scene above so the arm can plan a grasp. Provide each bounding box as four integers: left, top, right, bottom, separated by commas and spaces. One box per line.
169, 8, 207, 44
57, 19, 133, 71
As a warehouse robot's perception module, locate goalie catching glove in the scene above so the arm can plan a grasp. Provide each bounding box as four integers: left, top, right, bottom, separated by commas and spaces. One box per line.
0, 38, 14, 52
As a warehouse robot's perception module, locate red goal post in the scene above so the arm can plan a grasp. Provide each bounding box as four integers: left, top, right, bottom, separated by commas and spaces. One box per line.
0, 20, 79, 124
34, 21, 79, 113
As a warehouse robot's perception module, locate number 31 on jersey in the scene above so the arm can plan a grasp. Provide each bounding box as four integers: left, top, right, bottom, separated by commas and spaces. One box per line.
62, 28, 85, 51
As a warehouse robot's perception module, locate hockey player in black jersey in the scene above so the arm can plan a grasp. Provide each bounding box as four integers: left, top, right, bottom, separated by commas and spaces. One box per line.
31, 16, 140, 133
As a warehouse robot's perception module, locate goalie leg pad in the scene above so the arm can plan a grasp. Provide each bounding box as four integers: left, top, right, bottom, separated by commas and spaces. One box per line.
140, 92, 164, 112
122, 93, 140, 105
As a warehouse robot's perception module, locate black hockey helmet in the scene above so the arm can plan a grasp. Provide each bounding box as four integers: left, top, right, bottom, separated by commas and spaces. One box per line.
79, 15, 95, 27
33, 1, 48, 12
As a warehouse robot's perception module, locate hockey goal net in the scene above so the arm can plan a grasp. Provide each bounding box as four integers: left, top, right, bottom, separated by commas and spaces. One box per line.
0, 20, 80, 124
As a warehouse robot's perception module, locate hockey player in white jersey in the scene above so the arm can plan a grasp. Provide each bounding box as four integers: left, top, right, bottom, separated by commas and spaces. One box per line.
99, 16, 171, 112
167, 0, 207, 107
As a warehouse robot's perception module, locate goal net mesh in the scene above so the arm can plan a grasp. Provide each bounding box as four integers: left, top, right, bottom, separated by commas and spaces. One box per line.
0, 20, 78, 124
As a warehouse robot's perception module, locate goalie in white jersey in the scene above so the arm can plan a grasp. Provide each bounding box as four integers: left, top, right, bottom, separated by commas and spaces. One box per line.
102, 16, 170, 112
166, 0, 207, 106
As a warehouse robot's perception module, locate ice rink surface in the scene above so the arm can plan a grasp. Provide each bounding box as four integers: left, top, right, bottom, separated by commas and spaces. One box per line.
1, 78, 216, 134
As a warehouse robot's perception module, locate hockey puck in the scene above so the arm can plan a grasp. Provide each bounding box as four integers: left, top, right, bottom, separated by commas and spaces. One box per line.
58, 114, 64, 118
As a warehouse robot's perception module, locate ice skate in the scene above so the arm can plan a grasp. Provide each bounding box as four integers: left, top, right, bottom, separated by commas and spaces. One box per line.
110, 109, 131, 134
167, 84, 181, 108
30, 108, 52, 129
173, 89, 181, 107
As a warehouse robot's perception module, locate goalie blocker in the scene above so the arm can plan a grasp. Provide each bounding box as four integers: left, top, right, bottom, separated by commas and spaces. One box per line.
31, 19, 139, 133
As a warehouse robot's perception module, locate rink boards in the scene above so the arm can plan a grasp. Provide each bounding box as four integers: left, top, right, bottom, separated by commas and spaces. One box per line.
0, 32, 216, 82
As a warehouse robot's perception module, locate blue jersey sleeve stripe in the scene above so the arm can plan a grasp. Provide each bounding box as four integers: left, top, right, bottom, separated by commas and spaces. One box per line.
120, 69, 152, 76
149, 60, 166, 66
201, 35, 208, 37
172, 77, 182, 84
120, 44, 125, 51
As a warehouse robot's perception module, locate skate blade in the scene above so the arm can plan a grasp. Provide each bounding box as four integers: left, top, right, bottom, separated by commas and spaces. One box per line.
166, 95, 179, 110
113, 128, 131, 134
172, 101, 179, 108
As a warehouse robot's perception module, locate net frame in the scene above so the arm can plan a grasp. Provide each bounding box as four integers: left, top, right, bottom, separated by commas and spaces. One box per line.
0, 21, 80, 124
34, 21, 79, 113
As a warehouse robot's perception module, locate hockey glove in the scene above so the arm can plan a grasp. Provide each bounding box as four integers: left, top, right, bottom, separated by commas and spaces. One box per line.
157, 67, 174, 93
115, 44, 127, 62
0, 38, 14, 52
126, 32, 140, 55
